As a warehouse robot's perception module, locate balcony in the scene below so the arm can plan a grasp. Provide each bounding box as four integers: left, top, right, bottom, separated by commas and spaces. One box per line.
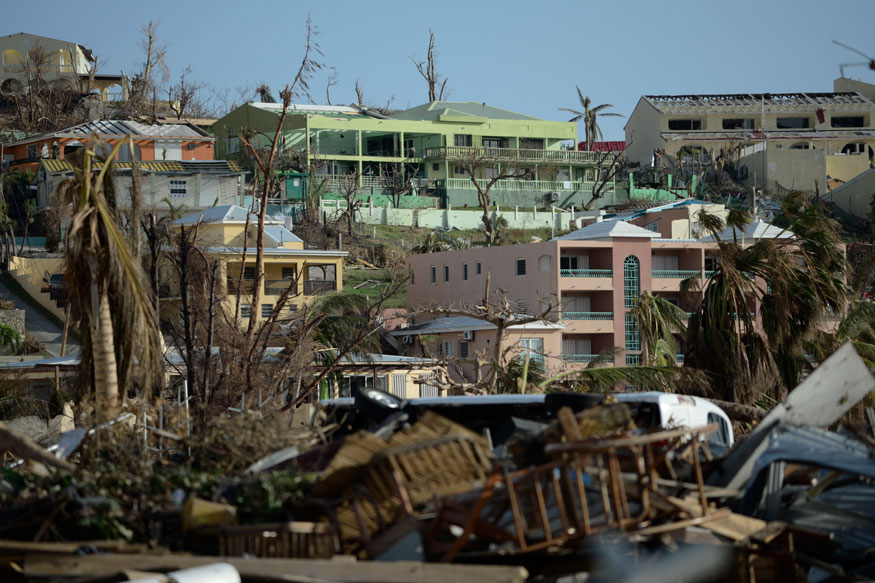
426, 146, 605, 164
265, 279, 296, 295
563, 354, 599, 364
304, 280, 337, 295
652, 269, 700, 279
561, 268, 612, 278
442, 177, 603, 193
562, 311, 613, 320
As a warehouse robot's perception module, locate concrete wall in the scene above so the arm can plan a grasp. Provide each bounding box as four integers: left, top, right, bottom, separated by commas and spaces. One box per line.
827, 153, 871, 182
822, 167, 875, 219
323, 200, 576, 231
8, 255, 66, 321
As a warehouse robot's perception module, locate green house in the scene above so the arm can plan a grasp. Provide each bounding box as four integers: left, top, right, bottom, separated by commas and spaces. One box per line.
214, 101, 617, 208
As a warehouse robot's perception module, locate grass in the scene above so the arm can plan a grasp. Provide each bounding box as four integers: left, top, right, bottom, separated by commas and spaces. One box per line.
343, 266, 407, 309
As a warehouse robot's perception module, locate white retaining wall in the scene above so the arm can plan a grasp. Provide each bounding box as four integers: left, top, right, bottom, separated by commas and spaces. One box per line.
320, 200, 577, 231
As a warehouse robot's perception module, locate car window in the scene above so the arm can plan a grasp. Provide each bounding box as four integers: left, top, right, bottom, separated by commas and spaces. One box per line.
707, 412, 729, 446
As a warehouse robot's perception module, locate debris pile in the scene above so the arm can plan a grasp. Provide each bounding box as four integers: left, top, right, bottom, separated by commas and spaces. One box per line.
2, 344, 875, 582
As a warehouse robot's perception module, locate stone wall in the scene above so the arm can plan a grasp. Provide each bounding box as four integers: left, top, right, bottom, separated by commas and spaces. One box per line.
0, 308, 25, 339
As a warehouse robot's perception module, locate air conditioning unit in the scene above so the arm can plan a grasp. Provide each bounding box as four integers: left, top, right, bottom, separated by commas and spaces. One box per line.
462, 330, 474, 341
403, 335, 412, 344
548, 191, 560, 202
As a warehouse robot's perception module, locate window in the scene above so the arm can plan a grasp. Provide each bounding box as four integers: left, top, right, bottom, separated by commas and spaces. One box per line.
453, 165, 466, 175
482, 137, 506, 148
454, 134, 472, 147
831, 116, 865, 128
26, 145, 38, 159
403, 137, 415, 156
410, 269, 414, 285
476, 262, 482, 275
431, 266, 436, 283
722, 118, 756, 130
243, 267, 256, 280
625, 313, 640, 351
516, 258, 527, 276
240, 304, 251, 318
623, 255, 640, 308
261, 304, 273, 318
282, 267, 297, 280
668, 119, 702, 131
841, 142, 868, 155
432, 163, 439, 171
516, 300, 528, 314
625, 353, 641, 366
170, 180, 187, 199
459, 340, 470, 358
443, 265, 449, 282
519, 138, 545, 150
463, 263, 468, 280
226, 136, 240, 154
520, 338, 544, 364
707, 412, 730, 446
776, 117, 810, 129
443, 340, 455, 357
560, 255, 579, 270
646, 222, 659, 232
789, 142, 810, 150
539, 255, 553, 272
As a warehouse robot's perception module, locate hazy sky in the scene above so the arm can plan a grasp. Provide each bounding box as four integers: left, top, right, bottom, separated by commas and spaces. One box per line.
5, 0, 874, 139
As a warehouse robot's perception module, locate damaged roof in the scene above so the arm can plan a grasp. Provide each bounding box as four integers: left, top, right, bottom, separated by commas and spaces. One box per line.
393, 101, 543, 122
554, 220, 661, 241
8, 120, 211, 146
40, 159, 243, 175
644, 92, 875, 113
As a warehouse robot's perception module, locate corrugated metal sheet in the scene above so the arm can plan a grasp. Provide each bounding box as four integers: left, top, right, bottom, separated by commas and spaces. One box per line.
578, 141, 626, 152
40, 160, 244, 175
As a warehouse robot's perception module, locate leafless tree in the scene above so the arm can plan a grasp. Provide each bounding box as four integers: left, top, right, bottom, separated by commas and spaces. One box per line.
585, 148, 626, 210
455, 149, 534, 245
380, 162, 422, 208
167, 66, 208, 119
352, 78, 395, 116
324, 67, 338, 105
126, 20, 170, 118
410, 29, 448, 102
238, 14, 323, 338
337, 168, 362, 236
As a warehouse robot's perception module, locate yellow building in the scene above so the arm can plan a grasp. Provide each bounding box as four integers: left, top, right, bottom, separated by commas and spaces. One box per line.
168, 205, 346, 322
624, 91, 875, 193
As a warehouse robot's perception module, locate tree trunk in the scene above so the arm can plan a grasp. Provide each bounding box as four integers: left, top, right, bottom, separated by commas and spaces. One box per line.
93, 288, 119, 420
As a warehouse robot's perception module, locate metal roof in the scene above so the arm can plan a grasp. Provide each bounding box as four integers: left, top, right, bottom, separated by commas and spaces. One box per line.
578, 141, 626, 152
393, 101, 543, 122
41, 159, 243, 175
554, 219, 661, 241
699, 220, 794, 242
9, 120, 211, 146
644, 92, 875, 113
661, 129, 875, 141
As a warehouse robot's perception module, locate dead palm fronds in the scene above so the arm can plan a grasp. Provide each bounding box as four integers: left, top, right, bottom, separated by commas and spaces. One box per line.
59, 136, 163, 421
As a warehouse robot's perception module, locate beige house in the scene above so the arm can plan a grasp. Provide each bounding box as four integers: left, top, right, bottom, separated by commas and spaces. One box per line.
165, 205, 346, 325
624, 90, 875, 193
0, 33, 125, 100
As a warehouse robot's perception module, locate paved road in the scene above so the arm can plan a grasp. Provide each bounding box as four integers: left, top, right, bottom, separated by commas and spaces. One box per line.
0, 279, 78, 357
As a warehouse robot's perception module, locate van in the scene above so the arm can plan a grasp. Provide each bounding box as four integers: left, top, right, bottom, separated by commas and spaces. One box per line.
315, 390, 733, 447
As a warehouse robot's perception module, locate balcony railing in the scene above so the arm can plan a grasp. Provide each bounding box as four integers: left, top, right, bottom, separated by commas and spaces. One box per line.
560, 268, 612, 278
426, 146, 606, 164
304, 280, 336, 295
562, 311, 613, 320
442, 177, 605, 193
563, 354, 599, 363
317, 174, 434, 193
265, 279, 296, 295
652, 269, 701, 279
704, 270, 715, 278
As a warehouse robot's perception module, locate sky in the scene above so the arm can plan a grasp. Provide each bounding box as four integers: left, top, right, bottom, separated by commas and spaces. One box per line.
5, 0, 875, 139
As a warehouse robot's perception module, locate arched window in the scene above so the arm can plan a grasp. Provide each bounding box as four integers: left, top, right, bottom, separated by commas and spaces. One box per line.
624, 255, 640, 308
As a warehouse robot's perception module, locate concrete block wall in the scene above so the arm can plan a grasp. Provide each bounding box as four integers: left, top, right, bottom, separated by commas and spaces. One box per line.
8, 256, 66, 322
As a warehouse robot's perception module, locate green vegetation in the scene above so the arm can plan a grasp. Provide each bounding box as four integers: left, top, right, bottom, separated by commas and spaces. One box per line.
343, 267, 406, 308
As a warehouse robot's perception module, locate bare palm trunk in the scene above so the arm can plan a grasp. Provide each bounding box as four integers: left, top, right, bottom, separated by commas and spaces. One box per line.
93, 289, 119, 419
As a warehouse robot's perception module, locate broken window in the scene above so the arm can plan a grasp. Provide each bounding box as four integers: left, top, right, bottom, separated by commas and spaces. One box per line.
722, 118, 756, 130
776, 117, 810, 129
831, 116, 865, 128
454, 134, 472, 147
667, 119, 702, 131
841, 142, 867, 155
519, 138, 545, 150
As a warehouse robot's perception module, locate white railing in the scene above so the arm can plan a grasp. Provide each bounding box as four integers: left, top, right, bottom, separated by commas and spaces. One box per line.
427, 146, 606, 164
443, 177, 606, 192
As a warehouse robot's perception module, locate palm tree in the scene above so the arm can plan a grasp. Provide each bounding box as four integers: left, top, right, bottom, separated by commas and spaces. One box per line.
560, 86, 624, 150
630, 291, 688, 366
59, 136, 163, 420
255, 84, 276, 103
684, 199, 849, 405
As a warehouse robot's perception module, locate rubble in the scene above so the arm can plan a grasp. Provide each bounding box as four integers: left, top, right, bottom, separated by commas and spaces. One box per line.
2, 345, 875, 581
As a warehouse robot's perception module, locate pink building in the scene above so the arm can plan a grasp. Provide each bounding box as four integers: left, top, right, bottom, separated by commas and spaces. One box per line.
401, 201, 819, 378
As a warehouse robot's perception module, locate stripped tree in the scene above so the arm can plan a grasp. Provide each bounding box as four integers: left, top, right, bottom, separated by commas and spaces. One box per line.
410, 29, 448, 102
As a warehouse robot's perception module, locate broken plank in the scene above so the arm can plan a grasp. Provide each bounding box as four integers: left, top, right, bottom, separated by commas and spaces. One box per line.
24, 553, 529, 583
